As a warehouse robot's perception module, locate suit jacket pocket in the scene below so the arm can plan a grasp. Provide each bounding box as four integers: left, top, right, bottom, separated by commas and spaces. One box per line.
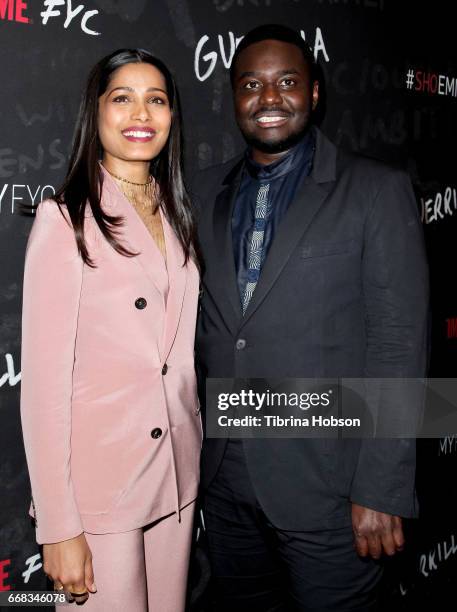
301, 239, 357, 259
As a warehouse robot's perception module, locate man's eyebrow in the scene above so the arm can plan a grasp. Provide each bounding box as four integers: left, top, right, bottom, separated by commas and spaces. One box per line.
107, 86, 167, 95
277, 69, 300, 76
237, 68, 300, 81
237, 71, 257, 80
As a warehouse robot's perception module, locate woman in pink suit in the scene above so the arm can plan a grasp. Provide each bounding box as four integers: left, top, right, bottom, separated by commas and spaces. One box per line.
20, 48, 202, 610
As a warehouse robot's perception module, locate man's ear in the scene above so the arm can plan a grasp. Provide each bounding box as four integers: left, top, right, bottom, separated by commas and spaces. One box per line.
311, 80, 319, 110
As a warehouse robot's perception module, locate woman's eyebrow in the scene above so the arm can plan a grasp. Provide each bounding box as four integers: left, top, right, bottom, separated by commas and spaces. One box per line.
107, 86, 167, 95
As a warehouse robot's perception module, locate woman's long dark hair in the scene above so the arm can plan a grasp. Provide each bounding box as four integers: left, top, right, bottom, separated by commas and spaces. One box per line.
54, 48, 199, 269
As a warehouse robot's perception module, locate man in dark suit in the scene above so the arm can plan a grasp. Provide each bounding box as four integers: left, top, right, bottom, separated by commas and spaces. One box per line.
193, 24, 429, 611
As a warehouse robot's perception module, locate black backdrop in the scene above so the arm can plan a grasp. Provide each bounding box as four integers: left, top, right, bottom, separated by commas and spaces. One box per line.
0, 1, 456, 610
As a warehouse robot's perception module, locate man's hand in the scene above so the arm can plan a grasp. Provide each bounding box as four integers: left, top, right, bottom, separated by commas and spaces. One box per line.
351, 503, 404, 559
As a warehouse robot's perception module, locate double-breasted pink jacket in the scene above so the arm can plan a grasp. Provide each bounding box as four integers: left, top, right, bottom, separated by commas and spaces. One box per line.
20, 167, 202, 545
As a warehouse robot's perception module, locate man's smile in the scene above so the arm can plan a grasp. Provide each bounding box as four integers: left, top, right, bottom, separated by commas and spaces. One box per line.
253, 110, 291, 128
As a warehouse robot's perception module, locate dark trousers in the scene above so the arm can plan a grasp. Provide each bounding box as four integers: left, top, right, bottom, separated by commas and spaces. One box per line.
202, 440, 383, 612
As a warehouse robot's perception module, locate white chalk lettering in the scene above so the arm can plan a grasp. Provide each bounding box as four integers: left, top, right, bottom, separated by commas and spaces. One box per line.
439, 435, 457, 455
22, 554, 42, 584
419, 534, 457, 577
0, 184, 55, 213
40, 0, 100, 35
0, 353, 21, 388
194, 27, 330, 82
422, 187, 457, 224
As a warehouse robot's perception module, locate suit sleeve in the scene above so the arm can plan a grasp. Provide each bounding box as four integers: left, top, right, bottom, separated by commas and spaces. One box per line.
349, 169, 429, 517
20, 200, 85, 544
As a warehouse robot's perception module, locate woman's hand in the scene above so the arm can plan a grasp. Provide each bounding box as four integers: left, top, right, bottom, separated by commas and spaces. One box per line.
43, 533, 97, 603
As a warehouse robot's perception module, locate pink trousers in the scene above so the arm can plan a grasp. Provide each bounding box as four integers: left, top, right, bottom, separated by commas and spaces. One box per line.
62, 502, 195, 612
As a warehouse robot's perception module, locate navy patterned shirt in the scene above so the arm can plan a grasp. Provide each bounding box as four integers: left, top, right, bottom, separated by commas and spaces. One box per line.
232, 129, 315, 310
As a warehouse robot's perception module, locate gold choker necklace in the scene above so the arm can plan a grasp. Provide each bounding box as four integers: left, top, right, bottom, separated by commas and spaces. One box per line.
103, 165, 157, 212
103, 166, 153, 187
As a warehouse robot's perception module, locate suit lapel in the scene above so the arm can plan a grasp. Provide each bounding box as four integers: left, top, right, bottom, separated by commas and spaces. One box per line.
161, 213, 187, 362
240, 128, 337, 328
211, 160, 244, 332
101, 167, 168, 300
241, 178, 331, 327
101, 167, 188, 362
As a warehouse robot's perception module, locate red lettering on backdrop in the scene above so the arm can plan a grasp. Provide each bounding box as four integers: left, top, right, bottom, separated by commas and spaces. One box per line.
15, 0, 28, 23
415, 71, 440, 94
446, 318, 457, 339
0, 0, 14, 20
0, 0, 29, 23
0, 559, 12, 591
422, 72, 432, 92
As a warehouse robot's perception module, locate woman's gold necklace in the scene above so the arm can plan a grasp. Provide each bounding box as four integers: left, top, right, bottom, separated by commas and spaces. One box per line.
106, 169, 153, 187
103, 165, 157, 212
103, 165, 167, 260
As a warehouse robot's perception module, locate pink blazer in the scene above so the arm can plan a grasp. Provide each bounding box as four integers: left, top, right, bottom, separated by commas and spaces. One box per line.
20, 168, 202, 544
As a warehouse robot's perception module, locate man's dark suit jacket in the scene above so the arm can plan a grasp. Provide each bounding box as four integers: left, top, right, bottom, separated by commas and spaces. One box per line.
193, 127, 429, 531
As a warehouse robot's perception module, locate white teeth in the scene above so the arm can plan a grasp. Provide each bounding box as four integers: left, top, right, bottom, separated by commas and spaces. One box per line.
123, 130, 154, 137
256, 116, 287, 124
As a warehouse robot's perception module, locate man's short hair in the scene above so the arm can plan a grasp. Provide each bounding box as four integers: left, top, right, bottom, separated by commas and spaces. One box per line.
230, 23, 316, 86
